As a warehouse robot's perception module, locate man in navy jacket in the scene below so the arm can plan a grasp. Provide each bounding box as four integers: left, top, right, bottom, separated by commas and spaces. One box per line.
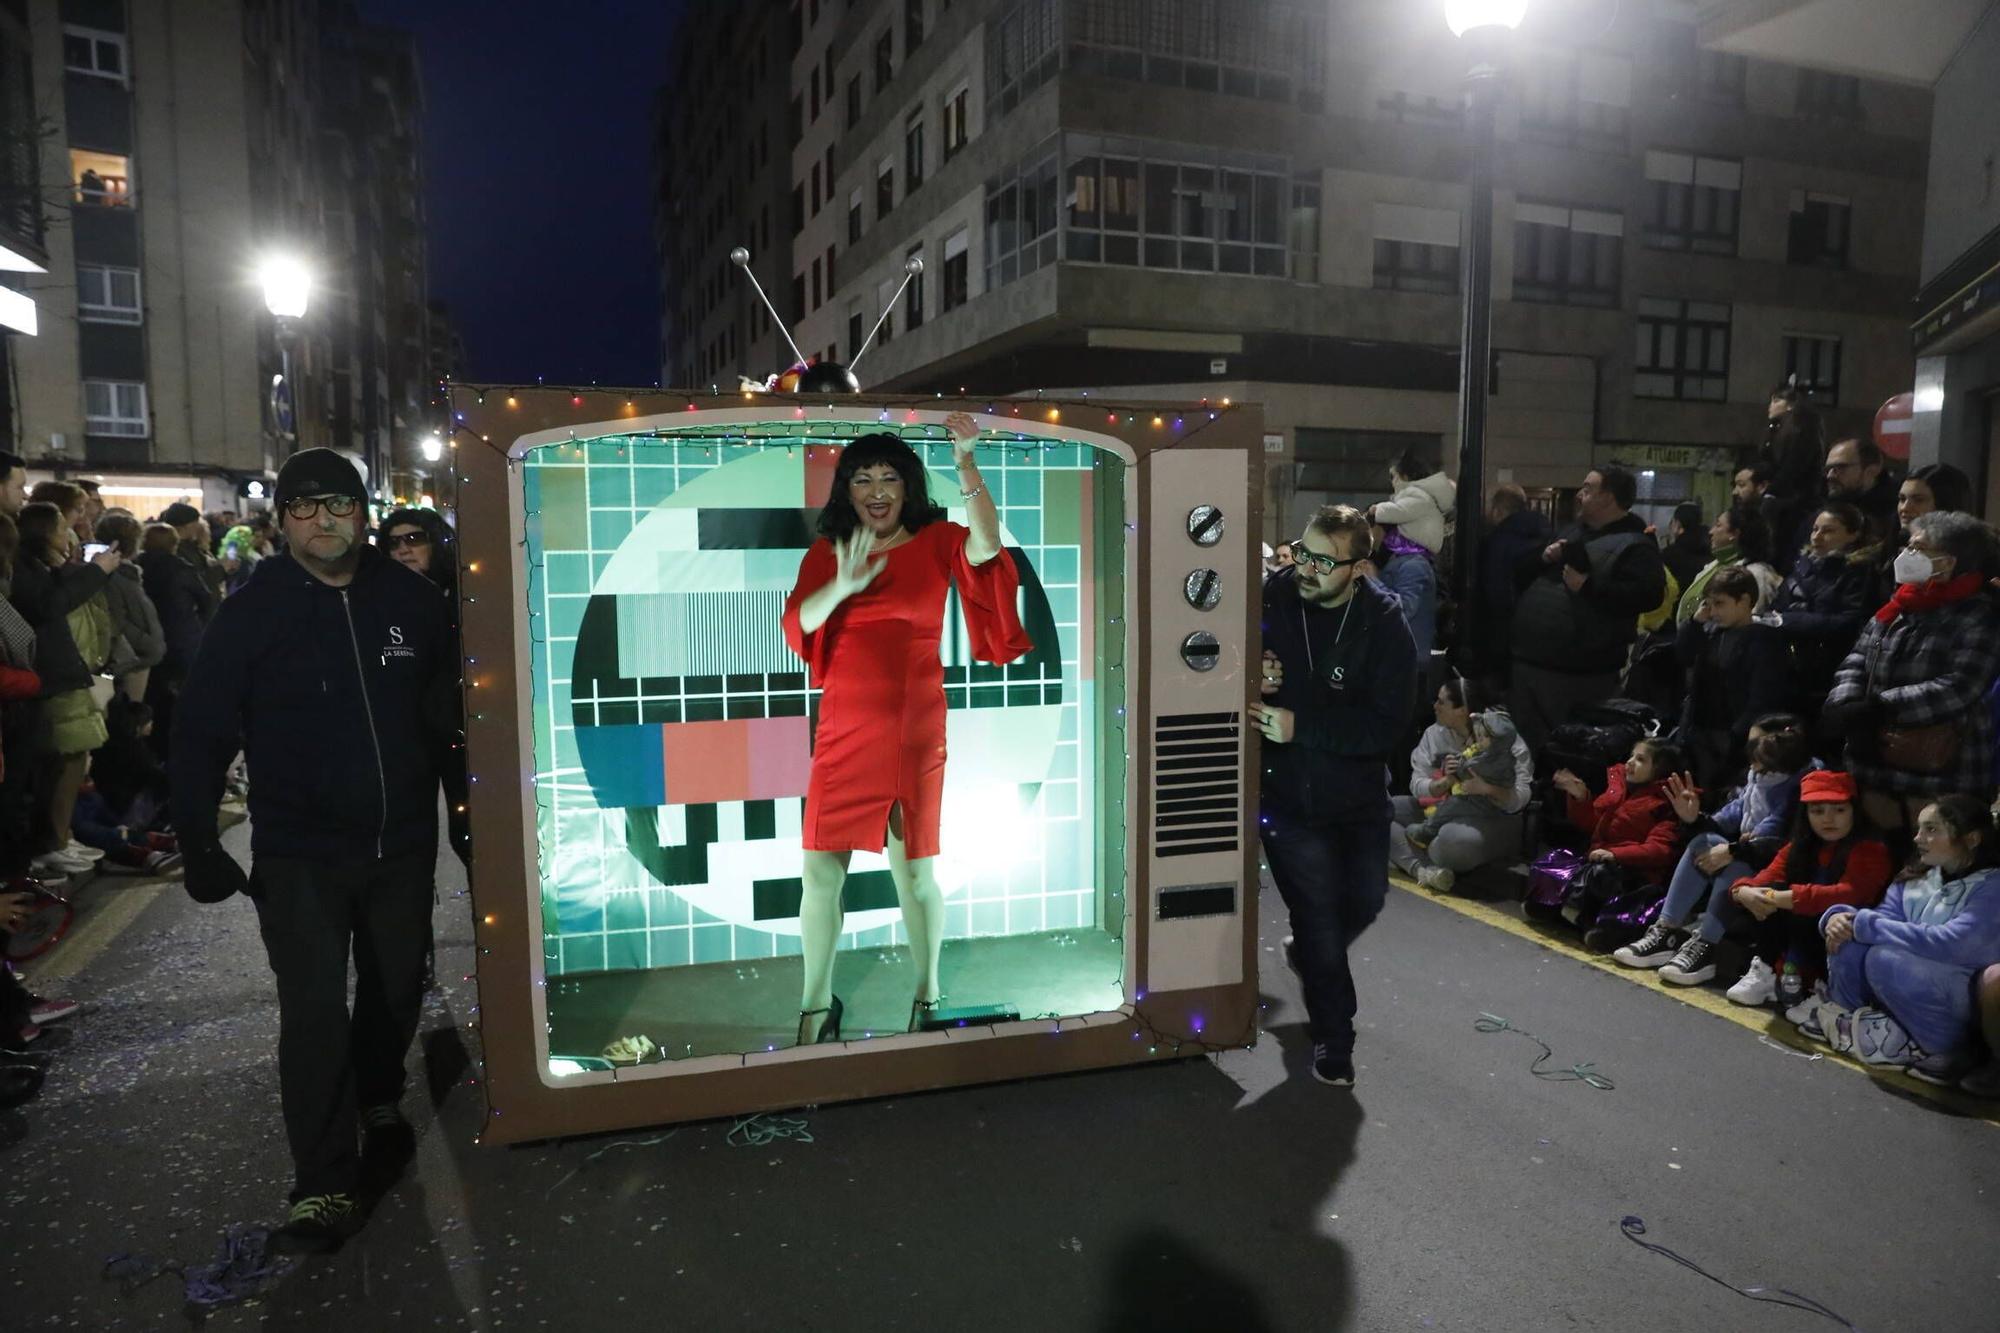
1258, 504, 1417, 1087
171, 448, 456, 1253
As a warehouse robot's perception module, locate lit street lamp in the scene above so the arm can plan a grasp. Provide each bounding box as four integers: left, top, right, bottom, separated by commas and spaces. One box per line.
421, 432, 443, 463
1443, 0, 1524, 667
259, 256, 312, 454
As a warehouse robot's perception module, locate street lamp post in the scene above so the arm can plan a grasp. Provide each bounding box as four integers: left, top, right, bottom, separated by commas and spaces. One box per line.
1443, 1, 1524, 665
259, 256, 312, 458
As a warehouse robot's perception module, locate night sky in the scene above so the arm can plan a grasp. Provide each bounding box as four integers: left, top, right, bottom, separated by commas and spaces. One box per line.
353, 0, 686, 389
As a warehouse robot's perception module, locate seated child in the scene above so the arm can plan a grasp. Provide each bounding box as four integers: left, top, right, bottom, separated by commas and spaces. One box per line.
1808, 795, 2000, 1084
1614, 715, 1813, 984
1527, 736, 1685, 925
90, 695, 171, 832
1408, 710, 1519, 849
1656, 769, 1890, 1002
71, 783, 181, 876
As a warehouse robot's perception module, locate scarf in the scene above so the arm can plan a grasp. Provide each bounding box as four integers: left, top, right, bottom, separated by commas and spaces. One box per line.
1873, 571, 1986, 624
1676, 546, 1738, 623
1733, 766, 1790, 839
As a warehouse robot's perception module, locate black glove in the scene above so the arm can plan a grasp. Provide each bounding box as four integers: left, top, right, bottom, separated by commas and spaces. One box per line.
180, 839, 249, 905
1823, 695, 1882, 742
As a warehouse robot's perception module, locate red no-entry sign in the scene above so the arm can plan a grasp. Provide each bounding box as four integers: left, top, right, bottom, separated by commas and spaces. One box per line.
1874, 391, 1914, 461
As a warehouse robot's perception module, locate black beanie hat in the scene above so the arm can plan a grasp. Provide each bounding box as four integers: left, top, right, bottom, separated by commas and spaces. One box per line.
159, 502, 201, 527
275, 448, 368, 508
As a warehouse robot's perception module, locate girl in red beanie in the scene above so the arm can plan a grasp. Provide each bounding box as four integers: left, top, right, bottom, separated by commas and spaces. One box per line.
1658, 769, 1892, 1004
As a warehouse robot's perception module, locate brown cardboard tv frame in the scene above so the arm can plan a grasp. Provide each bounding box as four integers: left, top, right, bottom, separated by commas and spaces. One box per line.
448, 385, 1262, 1146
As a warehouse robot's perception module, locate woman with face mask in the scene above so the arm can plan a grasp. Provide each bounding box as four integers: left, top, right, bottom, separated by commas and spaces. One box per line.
1824, 511, 2000, 836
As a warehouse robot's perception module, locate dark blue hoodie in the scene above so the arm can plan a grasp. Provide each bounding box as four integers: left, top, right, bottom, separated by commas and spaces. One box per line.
1259, 571, 1417, 826
170, 545, 455, 861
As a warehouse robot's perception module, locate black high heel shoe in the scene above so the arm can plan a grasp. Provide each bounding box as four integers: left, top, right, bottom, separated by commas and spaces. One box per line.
796, 995, 843, 1046
908, 995, 944, 1033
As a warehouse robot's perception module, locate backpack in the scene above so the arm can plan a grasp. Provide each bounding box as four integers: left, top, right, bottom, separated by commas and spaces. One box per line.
1543, 699, 1663, 794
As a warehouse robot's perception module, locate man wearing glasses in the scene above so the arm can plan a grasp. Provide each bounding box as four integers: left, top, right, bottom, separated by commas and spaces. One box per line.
1257, 504, 1416, 1087
170, 448, 457, 1253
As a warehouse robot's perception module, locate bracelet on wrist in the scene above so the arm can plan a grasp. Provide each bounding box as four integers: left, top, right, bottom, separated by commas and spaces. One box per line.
959, 483, 986, 501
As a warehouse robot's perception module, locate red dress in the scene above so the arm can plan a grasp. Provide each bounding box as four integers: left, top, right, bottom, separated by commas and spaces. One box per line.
782, 521, 1032, 858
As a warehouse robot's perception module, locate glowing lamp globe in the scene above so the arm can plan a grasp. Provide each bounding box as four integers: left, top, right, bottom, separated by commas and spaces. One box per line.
259, 257, 312, 319
1445, 0, 1527, 36
421, 433, 444, 462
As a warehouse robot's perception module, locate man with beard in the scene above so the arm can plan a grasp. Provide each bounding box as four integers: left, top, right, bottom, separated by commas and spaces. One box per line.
1823, 437, 1898, 548
1256, 504, 1416, 1087
171, 448, 456, 1253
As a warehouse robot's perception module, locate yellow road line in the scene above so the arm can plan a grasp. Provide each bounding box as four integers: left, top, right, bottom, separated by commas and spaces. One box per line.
1390, 875, 2000, 1128
20, 883, 169, 987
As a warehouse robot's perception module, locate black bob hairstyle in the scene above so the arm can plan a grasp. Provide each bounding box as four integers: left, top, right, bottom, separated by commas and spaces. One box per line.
814, 433, 949, 543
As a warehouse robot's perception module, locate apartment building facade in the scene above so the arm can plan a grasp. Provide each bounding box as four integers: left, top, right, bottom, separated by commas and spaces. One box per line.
0, 0, 50, 443
9, 0, 437, 514
1699, 0, 2000, 516
655, 4, 795, 392
659, 0, 1930, 537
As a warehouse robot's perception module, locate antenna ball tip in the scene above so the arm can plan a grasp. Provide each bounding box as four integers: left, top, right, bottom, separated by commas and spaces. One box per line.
729, 247, 751, 265
904, 256, 925, 275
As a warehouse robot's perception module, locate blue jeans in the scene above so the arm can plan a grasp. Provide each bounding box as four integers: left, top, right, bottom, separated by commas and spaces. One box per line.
1659, 833, 1751, 939
1260, 815, 1390, 1058
1378, 553, 1437, 660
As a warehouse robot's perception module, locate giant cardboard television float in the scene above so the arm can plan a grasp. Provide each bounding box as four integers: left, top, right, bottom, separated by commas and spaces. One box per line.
451, 383, 1263, 1145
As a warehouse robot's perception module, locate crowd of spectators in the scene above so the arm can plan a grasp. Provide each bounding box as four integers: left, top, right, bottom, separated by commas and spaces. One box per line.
0, 450, 458, 1109
1315, 387, 2000, 1099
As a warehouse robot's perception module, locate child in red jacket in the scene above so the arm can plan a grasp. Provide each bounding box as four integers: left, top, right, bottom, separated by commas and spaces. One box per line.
1553, 736, 1686, 879
1658, 769, 1890, 1004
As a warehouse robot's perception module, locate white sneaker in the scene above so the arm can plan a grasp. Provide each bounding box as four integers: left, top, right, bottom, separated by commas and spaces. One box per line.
31, 850, 91, 876
62, 840, 104, 863
1784, 981, 1829, 1027
1725, 958, 1778, 1007
1415, 865, 1454, 893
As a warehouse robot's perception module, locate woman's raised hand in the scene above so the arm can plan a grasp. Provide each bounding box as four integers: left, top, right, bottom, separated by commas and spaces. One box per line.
830, 528, 885, 600
944, 411, 980, 465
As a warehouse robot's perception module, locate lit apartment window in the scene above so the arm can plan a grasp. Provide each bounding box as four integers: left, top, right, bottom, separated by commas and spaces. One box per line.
943, 84, 970, 159
1512, 202, 1622, 307
77, 264, 142, 324
62, 25, 127, 84
84, 380, 149, 437
874, 28, 894, 92
1642, 150, 1739, 255
1635, 298, 1731, 402
1782, 333, 1841, 407
71, 148, 132, 207
1063, 135, 1288, 276
877, 155, 895, 218
1371, 203, 1460, 294
1787, 191, 1850, 269
905, 111, 925, 192
905, 244, 925, 329
984, 149, 1057, 289
941, 230, 969, 310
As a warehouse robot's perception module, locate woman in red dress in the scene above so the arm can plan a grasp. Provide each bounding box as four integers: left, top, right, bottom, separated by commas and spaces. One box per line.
781, 412, 1032, 1045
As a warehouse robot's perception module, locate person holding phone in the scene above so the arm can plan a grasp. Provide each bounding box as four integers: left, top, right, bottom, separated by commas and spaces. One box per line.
1257, 504, 1417, 1088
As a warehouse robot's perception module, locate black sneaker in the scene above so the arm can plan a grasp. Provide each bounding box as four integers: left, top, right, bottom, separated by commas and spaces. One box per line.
1612, 921, 1681, 969
275, 1192, 363, 1253
1310, 1043, 1354, 1087
1658, 936, 1718, 986
359, 1105, 416, 1196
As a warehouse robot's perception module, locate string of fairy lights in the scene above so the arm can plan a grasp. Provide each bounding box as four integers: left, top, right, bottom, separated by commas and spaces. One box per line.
434, 390, 1258, 1140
